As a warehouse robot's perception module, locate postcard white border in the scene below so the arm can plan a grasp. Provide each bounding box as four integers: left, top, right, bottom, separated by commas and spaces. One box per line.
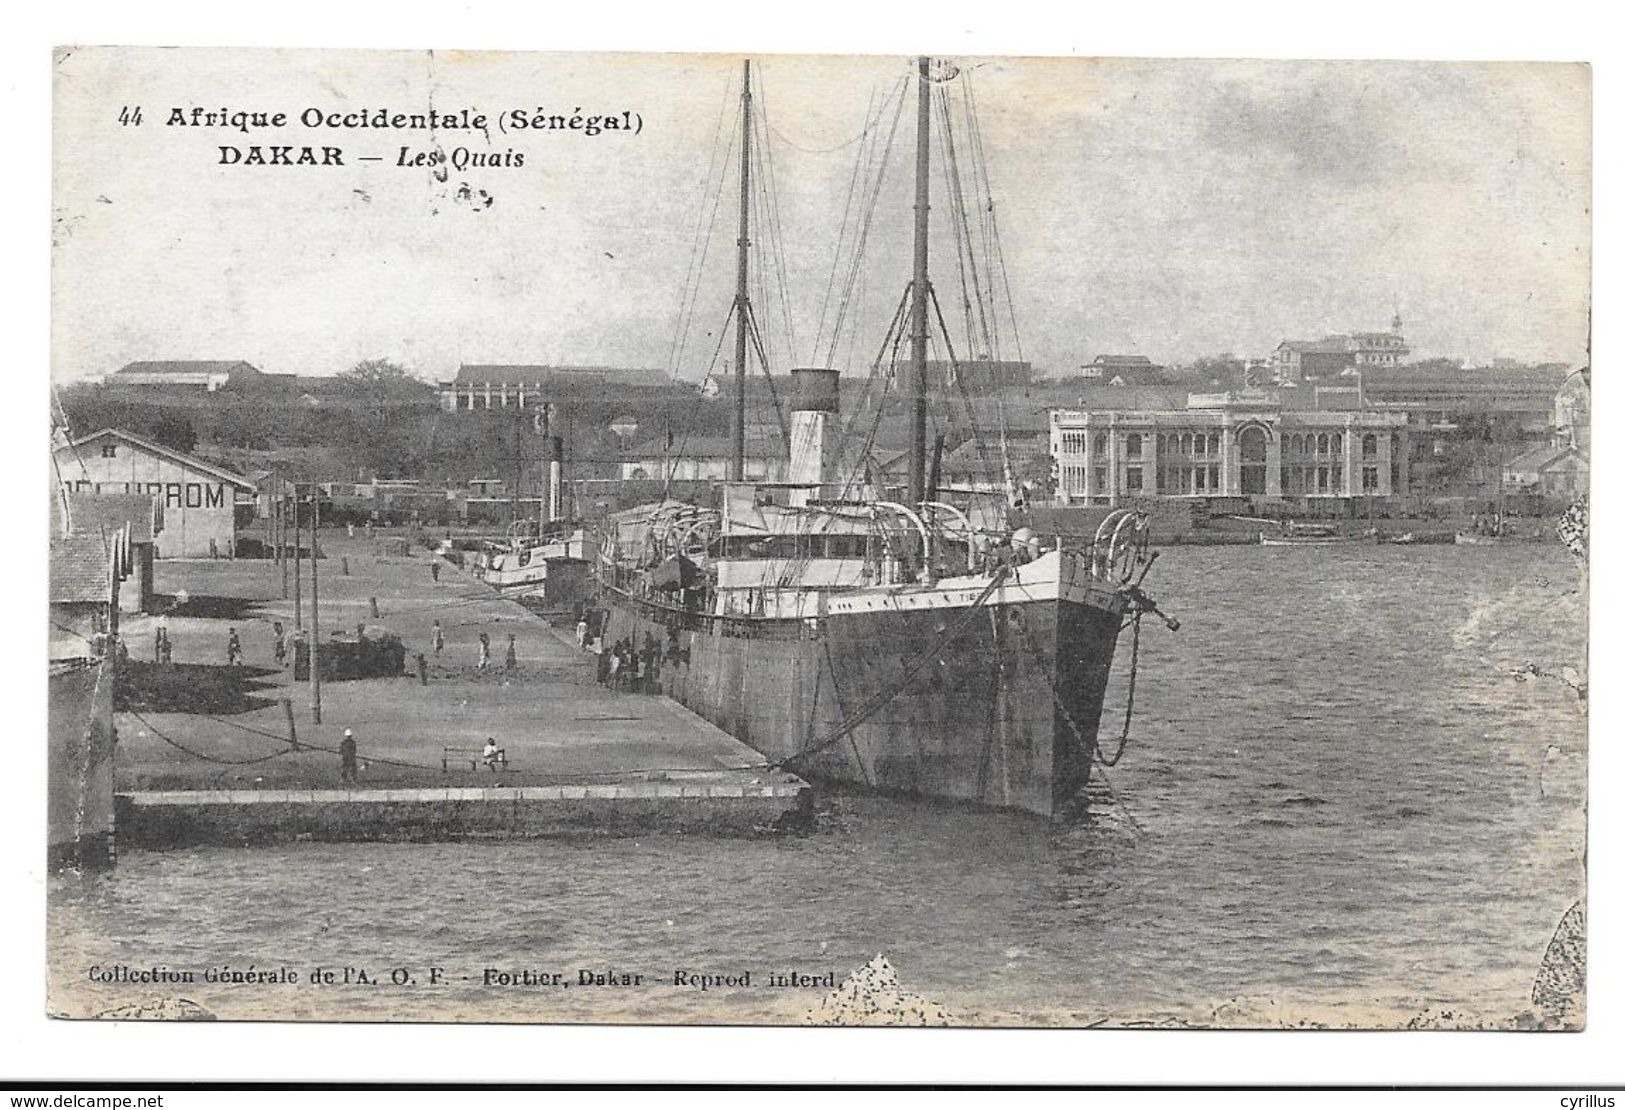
5, 0, 1617, 1088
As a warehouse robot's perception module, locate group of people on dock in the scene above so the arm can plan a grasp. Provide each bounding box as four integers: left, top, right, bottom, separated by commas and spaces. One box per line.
597, 632, 661, 693
474, 630, 520, 673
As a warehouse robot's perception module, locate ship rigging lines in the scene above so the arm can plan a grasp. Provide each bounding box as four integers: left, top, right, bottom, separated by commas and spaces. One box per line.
655, 57, 1041, 595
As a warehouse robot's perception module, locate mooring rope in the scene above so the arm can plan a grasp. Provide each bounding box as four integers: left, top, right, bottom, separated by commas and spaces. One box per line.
775, 567, 1012, 769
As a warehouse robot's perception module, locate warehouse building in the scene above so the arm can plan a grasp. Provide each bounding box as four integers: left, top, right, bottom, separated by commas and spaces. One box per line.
53, 429, 255, 557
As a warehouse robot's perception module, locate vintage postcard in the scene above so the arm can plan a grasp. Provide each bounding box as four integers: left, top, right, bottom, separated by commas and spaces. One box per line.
47, 46, 1589, 1028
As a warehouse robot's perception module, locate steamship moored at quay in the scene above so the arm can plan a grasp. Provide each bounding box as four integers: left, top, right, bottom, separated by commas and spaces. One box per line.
591, 57, 1176, 818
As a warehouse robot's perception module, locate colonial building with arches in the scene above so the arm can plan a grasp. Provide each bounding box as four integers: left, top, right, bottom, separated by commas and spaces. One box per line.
1050, 391, 1410, 506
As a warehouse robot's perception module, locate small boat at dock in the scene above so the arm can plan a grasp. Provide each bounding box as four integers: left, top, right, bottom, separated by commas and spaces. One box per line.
1258, 522, 1351, 547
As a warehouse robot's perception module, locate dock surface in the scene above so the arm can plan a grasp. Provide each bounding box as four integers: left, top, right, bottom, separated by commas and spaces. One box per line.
112, 529, 807, 843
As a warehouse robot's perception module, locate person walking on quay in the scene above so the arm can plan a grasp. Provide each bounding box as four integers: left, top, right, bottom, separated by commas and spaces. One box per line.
505, 633, 518, 673
431, 560, 441, 583
626, 642, 641, 693
575, 616, 589, 650
607, 641, 623, 689
226, 627, 243, 666
340, 728, 359, 785
432, 619, 445, 656
154, 612, 169, 663
272, 621, 287, 668
640, 632, 659, 692
477, 631, 491, 672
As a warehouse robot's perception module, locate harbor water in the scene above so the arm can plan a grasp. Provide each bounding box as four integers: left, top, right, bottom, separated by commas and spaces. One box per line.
48, 545, 1587, 1026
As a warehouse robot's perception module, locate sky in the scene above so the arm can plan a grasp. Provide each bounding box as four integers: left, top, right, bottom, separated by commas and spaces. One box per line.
51, 49, 1591, 384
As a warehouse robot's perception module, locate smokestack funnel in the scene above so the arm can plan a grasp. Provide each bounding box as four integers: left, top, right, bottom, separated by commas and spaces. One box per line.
791, 367, 840, 413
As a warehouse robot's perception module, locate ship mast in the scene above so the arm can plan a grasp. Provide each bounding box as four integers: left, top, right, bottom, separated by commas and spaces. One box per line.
731, 60, 753, 483
907, 55, 932, 506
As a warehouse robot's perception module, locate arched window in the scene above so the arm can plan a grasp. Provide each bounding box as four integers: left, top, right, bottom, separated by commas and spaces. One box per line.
1156, 433, 1165, 453
1331, 433, 1342, 455
1317, 433, 1330, 455
1238, 426, 1269, 494
1126, 433, 1142, 458
1363, 434, 1378, 458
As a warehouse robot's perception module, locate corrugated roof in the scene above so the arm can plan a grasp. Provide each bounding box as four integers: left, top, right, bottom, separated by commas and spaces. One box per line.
50, 533, 113, 604
67, 492, 159, 543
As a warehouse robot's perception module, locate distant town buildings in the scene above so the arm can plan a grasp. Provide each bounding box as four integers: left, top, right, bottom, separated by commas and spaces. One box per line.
1503, 444, 1588, 500
107, 360, 307, 395
65, 318, 1585, 517
927, 359, 1035, 394
438, 364, 675, 411
1075, 354, 1164, 385
1268, 316, 1409, 384
1357, 362, 1570, 434
940, 434, 1051, 494
109, 360, 263, 391
620, 433, 788, 483
1051, 390, 1409, 505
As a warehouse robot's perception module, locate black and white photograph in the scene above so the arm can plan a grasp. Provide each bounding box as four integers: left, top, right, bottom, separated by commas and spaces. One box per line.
43, 42, 1590, 1035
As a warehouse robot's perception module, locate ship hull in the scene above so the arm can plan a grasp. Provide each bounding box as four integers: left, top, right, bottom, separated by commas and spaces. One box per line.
597, 563, 1127, 818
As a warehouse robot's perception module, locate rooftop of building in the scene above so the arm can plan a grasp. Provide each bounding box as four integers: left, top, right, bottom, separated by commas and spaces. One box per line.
1505, 444, 1587, 473
1358, 363, 1571, 389
942, 437, 1050, 471
50, 533, 113, 604
1057, 385, 1193, 411
1277, 336, 1354, 354
113, 360, 260, 377
61, 428, 258, 490
625, 433, 789, 460
448, 364, 673, 389
66, 491, 160, 544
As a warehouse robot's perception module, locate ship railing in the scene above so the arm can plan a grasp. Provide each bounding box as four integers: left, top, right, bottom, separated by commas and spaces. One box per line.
601, 581, 819, 642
